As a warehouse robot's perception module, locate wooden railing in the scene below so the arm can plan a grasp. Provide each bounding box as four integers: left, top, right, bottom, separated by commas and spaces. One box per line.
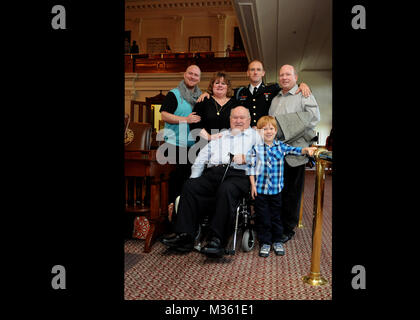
125, 51, 248, 73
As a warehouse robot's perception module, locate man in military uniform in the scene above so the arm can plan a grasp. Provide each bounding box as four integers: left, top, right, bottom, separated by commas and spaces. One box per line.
234, 60, 311, 127
197, 60, 311, 127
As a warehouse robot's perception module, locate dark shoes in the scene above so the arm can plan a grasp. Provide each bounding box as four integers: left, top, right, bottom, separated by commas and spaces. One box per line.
280, 230, 295, 243
201, 236, 224, 257
279, 234, 289, 243
161, 233, 193, 252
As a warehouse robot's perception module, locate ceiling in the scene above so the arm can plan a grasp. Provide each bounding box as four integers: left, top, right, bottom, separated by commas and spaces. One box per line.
232, 0, 331, 82
126, 0, 331, 81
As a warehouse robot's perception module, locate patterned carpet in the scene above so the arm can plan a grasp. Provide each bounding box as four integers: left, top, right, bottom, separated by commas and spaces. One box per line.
124, 170, 332, 300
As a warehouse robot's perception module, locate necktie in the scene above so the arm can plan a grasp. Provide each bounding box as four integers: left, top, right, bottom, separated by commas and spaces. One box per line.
253, 86, 258, 96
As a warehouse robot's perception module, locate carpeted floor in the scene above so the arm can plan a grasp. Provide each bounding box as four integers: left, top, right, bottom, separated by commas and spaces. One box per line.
124, 170, 332, 300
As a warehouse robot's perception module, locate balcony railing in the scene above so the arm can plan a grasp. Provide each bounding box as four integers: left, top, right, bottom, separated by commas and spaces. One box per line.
125, 51, 248, 73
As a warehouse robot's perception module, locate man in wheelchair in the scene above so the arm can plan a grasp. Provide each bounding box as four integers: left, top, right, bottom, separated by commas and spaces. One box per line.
161, 106, 262, 257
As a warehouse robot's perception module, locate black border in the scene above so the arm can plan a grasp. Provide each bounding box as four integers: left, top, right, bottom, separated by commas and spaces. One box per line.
10, 0, 391, 313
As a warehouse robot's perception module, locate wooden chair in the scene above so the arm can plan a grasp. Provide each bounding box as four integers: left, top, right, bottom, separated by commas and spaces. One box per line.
125, 120, 153, 239
130, 100, 152, 124
125, 120, 152, 207
125, 121, 152, 153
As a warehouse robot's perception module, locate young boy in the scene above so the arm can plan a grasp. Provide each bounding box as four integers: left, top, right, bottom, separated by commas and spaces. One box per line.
246, 116, 317, 257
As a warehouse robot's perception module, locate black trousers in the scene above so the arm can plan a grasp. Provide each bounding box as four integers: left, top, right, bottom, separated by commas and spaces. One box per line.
173, 166, 250, 245
281, 162, 306, 234
254, 193, 283, 245
166, 145, 192, 205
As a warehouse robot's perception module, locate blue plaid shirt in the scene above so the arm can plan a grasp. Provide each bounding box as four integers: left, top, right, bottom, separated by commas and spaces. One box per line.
246, 140, 302, 195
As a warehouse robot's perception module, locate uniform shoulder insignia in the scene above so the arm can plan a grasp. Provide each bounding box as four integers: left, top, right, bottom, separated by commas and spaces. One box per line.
235, 86, 246, 100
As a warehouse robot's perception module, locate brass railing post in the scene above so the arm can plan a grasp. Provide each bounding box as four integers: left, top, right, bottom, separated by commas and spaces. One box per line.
302, 148, 332, 286
298, 184, 304, 228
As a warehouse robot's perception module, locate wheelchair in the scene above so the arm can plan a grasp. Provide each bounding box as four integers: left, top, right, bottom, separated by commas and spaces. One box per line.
174, 192, 257, 255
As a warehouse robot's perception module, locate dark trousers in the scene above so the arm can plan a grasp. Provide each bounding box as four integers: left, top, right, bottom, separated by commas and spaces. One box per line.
254, 193, 283, 245
173, 166, 250, 245
166, 145, 192, 205
281, 161, 306, 234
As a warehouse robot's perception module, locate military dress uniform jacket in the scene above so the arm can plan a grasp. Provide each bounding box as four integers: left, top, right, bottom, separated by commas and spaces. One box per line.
234, 83, 280, 127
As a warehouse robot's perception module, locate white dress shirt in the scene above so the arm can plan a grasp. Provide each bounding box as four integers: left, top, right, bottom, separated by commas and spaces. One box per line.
249, 82, 262, 95
190, 127, 263, 178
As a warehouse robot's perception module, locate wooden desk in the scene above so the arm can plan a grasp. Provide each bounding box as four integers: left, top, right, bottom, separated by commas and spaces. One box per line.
125, 150, 175, 252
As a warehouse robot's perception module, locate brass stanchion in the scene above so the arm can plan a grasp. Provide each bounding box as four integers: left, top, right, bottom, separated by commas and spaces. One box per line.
298, 185, 304, 228
302, 148, 332, 286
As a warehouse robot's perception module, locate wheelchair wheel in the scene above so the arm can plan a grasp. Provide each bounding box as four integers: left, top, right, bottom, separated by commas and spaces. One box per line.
241, 229, 256, 252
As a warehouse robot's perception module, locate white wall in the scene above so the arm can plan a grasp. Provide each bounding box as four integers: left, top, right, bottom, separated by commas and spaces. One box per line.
299, 70, 332, 145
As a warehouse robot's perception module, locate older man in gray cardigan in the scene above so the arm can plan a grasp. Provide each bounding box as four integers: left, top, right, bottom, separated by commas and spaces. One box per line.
269, 64, 320, 242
